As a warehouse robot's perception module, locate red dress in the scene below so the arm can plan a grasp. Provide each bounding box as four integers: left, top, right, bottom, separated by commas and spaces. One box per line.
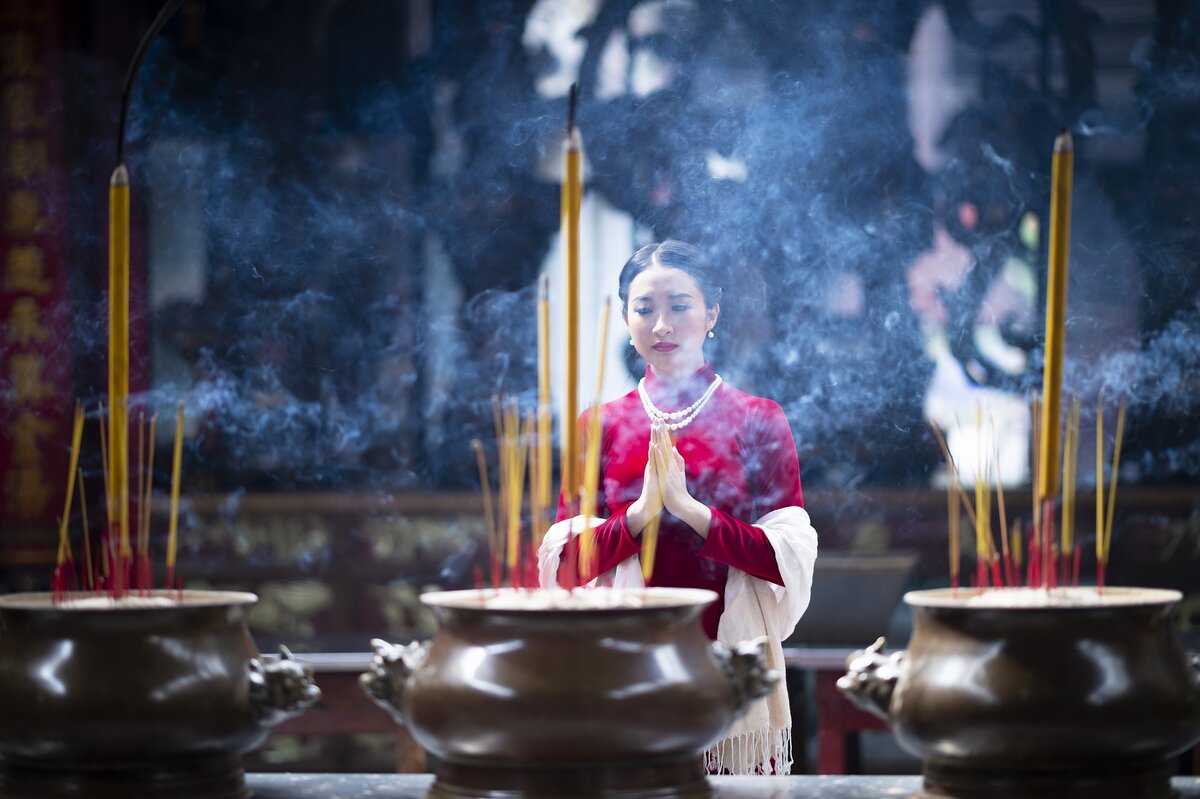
557, 363, 804, 639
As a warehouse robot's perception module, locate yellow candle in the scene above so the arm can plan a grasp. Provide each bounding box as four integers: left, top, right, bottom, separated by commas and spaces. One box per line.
561, 87, 583, 504
167, 404, 184, 575
1037, 131, 1074, 502
109, 164, 131, 561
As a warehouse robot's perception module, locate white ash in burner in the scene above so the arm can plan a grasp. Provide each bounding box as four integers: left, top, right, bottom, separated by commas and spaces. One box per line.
965, 587, 1104, 607
955, 586, 1179, 608
59, 595, 179, 609
481, 588, 647, 610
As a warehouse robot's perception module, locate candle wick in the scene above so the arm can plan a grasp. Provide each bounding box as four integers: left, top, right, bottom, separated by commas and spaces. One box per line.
117, 0, 189, 165
567, 82, 578, 135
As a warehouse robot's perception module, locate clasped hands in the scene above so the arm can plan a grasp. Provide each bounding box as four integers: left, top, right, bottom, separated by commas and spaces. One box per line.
627, 420, 713, 538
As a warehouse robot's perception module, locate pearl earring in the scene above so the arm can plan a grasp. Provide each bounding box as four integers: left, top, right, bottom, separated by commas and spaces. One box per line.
707, 330, 715, 339
629, 338, 635, 346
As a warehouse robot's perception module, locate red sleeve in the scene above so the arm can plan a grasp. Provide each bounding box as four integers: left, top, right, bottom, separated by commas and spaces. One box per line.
554, 407, 641, 587
749, 400, 804, 514
698, 399, 802, 587
700, 508, 784, 585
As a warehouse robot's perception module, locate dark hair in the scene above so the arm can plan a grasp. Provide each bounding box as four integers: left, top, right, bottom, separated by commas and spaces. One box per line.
617, 240, 724, 315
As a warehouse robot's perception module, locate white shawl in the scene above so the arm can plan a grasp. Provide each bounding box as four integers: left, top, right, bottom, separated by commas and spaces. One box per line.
537, 506, 818, 774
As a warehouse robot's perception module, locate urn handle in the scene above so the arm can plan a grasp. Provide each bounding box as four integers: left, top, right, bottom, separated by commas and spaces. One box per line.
836, 636, 905, 722
712, 636, 779, 718
359, 638, 430, 725
248, 645, 322, 727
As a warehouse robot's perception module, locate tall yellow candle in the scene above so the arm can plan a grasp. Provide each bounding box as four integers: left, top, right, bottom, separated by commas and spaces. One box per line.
1037, 131, 1074, 501
561, 85, 582, 505
109, 164, 131, 561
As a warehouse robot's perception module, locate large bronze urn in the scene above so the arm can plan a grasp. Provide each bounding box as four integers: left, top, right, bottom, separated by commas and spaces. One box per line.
0, 590, 321, 799
361, 587, 777, 799
838, 587, 1200, 799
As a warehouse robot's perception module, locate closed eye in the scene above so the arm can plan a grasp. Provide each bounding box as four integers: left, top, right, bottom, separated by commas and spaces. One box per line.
671, 304, 691, 312
634, 307, 652, 315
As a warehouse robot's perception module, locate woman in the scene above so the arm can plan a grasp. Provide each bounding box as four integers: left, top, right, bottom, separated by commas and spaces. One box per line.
538, 240, 818, 775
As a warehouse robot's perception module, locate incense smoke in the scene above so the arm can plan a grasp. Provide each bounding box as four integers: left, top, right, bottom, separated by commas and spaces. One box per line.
60, 1, 1198, 511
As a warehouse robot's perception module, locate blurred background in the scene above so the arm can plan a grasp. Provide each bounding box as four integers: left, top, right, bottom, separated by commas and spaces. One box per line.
1, 0, 1198, 774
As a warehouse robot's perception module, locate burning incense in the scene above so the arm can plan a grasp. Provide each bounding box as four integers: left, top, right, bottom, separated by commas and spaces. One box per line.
55, 402, 85, 582
1099, 397, 1127, 586
78, 467, 94, 590
56, 402, 85, 553
166, 404, 184, 587
1030, 390, 1042, 554
1095, 394, 1107, 587
1060, 398, 1081, 584
1036, 131, 1073, 588
560, 83, 583, 506
109, 165, 132, 576
1011, 519, 1023, 585
502, 401, 527, 584
137, 413, 157, 590
927, 421, 961, 590
994, 445, 1012, 586
535, 275, 552, 548
471, 439, 500, 587
578, 297, 612, 577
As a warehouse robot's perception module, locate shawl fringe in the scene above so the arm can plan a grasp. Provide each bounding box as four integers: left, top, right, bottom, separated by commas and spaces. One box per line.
705, 726, 793, 775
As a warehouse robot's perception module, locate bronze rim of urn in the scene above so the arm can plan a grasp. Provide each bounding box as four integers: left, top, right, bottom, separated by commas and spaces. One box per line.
361, 587, 778, 799
838, 587, 1200, 799
0, 591, 321, 799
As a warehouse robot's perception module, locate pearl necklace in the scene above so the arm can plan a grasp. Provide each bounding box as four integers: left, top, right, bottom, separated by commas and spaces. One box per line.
637, 375, 723, 431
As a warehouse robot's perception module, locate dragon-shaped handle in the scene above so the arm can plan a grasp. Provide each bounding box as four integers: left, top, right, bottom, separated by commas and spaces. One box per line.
711, 636, 779, 718
836, 636, 905, 722
359, 638, 430, 725
248, 645, 322, 727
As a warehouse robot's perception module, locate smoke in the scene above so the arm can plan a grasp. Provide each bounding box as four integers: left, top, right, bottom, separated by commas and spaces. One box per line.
69, 0, 1198, 504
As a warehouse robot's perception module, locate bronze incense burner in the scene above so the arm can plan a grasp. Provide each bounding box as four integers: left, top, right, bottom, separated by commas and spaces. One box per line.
0, 590, 320, 799
361, 587, 777, 799
838, 587, 1200, 799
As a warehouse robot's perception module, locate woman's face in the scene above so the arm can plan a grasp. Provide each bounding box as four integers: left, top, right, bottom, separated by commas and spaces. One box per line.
625, 264, 719, 380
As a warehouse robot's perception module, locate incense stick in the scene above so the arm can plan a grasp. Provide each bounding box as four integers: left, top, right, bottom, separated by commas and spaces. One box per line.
1095, 393, 1106, 587
78, 467, 94, 591
578, 298, 611, 579
1102, 397, 1126, 572
1060, 398, 1080, 584
471, 439, 499, 587
1030, 390, 1042, 564
503, 400, 527, 585
994, 442, 1011, 586
167, 404, 184, 587
928, 420, 961, 590
535, 275, 552, 550
55, 401, 86, 594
